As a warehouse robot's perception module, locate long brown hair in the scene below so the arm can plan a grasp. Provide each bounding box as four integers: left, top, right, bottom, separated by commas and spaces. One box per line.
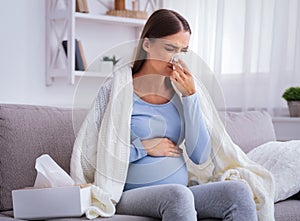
132, 9, 191, 74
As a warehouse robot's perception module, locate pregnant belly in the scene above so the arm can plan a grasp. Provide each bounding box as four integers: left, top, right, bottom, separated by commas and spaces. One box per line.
124, 155, 188, 191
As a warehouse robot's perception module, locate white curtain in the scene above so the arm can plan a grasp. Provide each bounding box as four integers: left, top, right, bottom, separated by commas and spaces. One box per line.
163, 0, 300, 116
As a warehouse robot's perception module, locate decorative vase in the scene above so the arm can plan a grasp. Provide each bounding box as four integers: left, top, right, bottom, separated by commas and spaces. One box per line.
114, 0, 125, 10
287, 101, 300, 117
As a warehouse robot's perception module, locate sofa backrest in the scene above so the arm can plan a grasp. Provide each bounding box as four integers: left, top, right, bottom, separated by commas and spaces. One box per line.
0, 104, 86, 211
0, 104, 276, 211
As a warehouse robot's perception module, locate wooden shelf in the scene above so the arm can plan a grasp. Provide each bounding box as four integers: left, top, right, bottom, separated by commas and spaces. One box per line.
75, 12, 146, 27
272, 116, 300, 141
272, 116, 300, 122
74, 71, 112, 78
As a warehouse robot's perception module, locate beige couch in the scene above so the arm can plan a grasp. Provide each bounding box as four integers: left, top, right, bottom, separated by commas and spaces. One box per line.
0, 104, 299, 220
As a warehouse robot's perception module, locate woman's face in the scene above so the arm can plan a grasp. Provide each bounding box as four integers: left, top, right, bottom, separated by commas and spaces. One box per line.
144, 31, 190, 76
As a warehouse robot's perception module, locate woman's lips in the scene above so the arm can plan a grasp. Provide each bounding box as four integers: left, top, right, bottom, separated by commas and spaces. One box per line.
165, 64, 174, 77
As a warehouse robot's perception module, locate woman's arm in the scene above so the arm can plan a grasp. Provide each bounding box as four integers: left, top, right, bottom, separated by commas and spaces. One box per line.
70, 80, 112, 183
182, 93, 211, 165
169, 60, 211, 164
129, 137, 183, 163
95, 80, 113, 131
129, 137, 147, 163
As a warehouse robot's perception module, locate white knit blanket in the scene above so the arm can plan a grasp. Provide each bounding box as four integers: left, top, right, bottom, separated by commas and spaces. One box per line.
70, 65, 275, 220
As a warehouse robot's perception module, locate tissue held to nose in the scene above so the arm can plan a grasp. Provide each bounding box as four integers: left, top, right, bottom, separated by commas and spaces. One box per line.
170, 53, 184, 71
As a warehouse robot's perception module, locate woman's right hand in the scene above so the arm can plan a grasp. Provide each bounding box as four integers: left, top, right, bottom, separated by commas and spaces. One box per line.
141, 138, 183, 157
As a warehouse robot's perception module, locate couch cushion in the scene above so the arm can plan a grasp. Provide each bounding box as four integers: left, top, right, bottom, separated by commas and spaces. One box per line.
220, 111, 276, 153
51, 215, 159, 221
0, 214, 20, 221
0, 209, 218, 221
0, 210, 159, 221
0, 104, 83, 211
0, 211, 23, 220
275, 200, 300, 221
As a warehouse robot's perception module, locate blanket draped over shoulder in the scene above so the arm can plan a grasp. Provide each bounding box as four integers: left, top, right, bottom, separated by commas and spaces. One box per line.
70, 65, 275, 220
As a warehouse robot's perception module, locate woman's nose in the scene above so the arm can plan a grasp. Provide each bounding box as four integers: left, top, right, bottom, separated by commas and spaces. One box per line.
170, 53, 185, 64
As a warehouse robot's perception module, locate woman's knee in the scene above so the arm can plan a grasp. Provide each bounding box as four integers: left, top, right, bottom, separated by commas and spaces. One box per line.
116, 184, 197, 220
161, 184, 197, 220
163, 184, 195, 206
223, 181, 254, 202
224, 181, 257, 220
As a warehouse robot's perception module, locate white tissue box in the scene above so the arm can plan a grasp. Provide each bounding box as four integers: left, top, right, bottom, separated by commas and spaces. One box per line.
12, 185, 91, 220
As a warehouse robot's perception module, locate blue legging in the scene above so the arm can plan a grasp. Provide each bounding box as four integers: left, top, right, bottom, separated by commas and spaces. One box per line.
116, 181, 258, 221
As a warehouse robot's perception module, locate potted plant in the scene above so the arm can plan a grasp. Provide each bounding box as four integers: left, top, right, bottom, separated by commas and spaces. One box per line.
102, 55, 120, 66
99, 55, 120, 73
282, 86, 300, 117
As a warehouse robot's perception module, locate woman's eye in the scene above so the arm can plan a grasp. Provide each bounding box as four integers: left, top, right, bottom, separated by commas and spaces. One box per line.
181, 49, 188, 54
165, 47, 175, 52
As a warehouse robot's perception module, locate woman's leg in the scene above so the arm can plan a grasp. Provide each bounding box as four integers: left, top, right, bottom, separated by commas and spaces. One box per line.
189, 180, 257, 221
116, 184, 197, 221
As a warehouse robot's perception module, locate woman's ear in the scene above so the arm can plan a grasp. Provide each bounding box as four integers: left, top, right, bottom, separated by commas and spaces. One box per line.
142, 38, 151, 52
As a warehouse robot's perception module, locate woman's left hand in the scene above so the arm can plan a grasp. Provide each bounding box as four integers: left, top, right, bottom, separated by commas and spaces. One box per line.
169, 59, 196, 96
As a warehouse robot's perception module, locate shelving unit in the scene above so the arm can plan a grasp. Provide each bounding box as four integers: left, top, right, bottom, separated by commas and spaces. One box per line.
45, 0, 161, 86
272, 116, 300, 141
74, 71, 112, 78
75, 12, 146, 26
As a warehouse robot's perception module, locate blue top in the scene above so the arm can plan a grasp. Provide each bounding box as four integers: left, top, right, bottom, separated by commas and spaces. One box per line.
124, 92, 211, 191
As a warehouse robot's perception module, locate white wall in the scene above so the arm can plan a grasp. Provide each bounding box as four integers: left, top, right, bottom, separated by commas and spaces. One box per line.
0, 0, 74, 106
0, 0, 137, 107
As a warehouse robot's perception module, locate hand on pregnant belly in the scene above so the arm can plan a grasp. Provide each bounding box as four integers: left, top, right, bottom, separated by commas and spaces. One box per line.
141, 138, 183, 157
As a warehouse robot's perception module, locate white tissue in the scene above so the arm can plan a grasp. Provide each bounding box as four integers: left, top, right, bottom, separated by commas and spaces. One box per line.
34, 154, 75, 188
170, 53, 185, 71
